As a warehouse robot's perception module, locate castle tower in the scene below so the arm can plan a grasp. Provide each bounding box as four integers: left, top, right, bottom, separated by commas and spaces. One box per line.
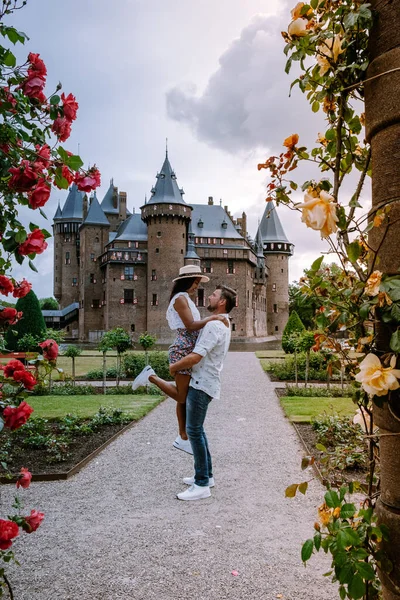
78, 192, 110, 341
184, 222, 200, 267
258, 201, 294, 335
100, 179, 126, 232
52, 184, 84, 307
141, 151, 192, 342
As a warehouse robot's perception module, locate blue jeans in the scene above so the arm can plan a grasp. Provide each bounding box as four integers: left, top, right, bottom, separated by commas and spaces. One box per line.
186, 387, 213, 487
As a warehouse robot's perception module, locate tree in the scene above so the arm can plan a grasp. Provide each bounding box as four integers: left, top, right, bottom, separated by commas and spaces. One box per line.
138, 332, 157, 365
282, 311, 305, 353
63, 345, 82, 386
39, 297, 58, 310
98, 328, 131, 387
5, 290, 45, 350
289, 282, 319, 329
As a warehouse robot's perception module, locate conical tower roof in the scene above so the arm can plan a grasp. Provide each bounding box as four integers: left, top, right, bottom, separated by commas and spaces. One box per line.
258, 201, 293, 255
185, 221, 200, 260
254, 222, 264, 258
59, 184, 84, 221
101, 179, 119, 214
145, 152, 187, 206
53, 202, 62, 220
82, 192, 110, 226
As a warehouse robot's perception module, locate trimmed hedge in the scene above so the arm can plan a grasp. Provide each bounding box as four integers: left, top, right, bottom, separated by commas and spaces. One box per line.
123, 351, 172, 381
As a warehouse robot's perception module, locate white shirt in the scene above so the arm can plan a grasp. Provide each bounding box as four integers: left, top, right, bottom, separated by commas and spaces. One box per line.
166, 292, 200, 330
190, 315, 231, 400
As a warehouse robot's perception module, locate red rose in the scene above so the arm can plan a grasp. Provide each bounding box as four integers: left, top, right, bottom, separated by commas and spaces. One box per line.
3, 359, 25, 378
22, 510, 44, 534
3, 401, 34, 430
13, 278, 32, 299
0, 87, 17, 110
39, 339, 59, 361
35, 144, 51, 169
0, 275, 14, 296
13, 370, 37, 390
74, 167, 101, 192
0, 307, 22, 326
28, 53, 47, 78
22, 75, 46, 100
0, 520, 19, 550
51, 117, 72, 142
61, 92, 78, 121
62, 165, 74, 185
8, 160, 39, 192
28, 179, 51, 209
16, 467, 32, 489
18, 229, 48, 256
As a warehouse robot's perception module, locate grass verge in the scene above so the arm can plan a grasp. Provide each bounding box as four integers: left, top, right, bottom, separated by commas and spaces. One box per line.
279, 395, 355, 423
255, 350, 286, 359
28, 393, 163, 420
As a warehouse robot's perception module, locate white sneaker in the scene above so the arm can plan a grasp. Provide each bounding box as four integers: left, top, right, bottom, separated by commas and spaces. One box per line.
173, 435, 193, 455
183, 476, 214, 488
177, 484, 211, 501
131, 366, 155, 391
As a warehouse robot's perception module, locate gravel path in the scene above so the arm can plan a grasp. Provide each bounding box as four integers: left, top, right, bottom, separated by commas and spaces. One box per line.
1, 352, 335, 600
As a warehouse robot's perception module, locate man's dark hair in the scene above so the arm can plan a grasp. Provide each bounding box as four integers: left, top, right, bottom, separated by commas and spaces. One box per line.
216, 285, 237, 313
170, 277, 199, 301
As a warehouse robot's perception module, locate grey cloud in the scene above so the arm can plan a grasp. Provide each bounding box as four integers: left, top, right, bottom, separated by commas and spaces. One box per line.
166, 13, 324, 155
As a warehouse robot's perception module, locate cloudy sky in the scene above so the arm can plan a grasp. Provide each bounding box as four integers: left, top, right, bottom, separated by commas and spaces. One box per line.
8, 0, 336, 298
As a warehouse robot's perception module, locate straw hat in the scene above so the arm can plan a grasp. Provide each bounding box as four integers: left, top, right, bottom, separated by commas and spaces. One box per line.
173, 265, 210, 283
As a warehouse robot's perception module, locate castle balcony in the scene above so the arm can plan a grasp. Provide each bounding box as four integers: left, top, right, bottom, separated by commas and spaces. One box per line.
99, 249, 147, 267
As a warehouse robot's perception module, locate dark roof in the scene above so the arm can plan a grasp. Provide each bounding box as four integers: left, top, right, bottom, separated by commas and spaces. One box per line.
53, 202, 62, 220
82, 192, 110, 226
101, 179, 119, 214
145, 154, 187, 206
191, 204, 243, 240
258, 201, 290, 244
60, 184, 84, 220
41, 302, 79, 318
114, 213, 148, 241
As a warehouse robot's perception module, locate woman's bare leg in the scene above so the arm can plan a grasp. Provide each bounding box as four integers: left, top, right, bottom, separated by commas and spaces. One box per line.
149, 373, 190, 439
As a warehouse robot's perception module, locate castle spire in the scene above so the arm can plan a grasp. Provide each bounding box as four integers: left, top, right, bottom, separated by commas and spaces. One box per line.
259, 200, 293, 255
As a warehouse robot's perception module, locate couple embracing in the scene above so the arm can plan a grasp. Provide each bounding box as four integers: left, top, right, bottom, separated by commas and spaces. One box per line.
132, 265, 236, 501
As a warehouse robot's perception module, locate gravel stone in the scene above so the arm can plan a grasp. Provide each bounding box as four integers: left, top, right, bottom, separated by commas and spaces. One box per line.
1, 352, 335, 599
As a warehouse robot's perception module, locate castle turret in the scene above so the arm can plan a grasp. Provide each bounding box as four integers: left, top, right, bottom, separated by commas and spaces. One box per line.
184, 222, 200, 267
258, 201, 294, 335
141, 151, 192, 341
52, 184, 84, 308
100, 179, 123, 232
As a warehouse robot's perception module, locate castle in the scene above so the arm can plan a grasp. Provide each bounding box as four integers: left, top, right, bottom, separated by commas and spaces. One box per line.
50, 153, 294, 343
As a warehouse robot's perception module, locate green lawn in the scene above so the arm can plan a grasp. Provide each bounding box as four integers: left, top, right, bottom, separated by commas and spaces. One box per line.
28, 393, 163, 420
279, 395, 356, 423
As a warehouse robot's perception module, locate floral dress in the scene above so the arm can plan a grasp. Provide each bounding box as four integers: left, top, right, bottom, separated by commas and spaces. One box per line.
166, 292, 200, 375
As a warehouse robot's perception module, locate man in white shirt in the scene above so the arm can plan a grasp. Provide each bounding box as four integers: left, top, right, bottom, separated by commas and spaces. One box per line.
170, 285, 236, 501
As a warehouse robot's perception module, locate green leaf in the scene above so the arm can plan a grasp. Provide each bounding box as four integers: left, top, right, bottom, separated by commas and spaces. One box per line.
298, 481, 308, 495
29, 223, 39, 232
356, 561, 375, 580
325, 490, 340, 508
313, 532, 321, 551
340, 503, 356, 519
338, 563, 354, 585
310, 256, 324, 273
310, 0, 318, 8
285, 483, 298, 498
67, 155, 84, 171
391, 303, 400, 323
3, 49, 16, 67
347, 241, 361, 263
14, 230, 27, 243
57, 147, 69, 162
348, 573, 366, 599
50, 95, 60, 105
39, 208, 48, 220
316, 443, 327, 452
28, 259, 38, 273
312, 101, 320, 113
339, 585, 346, 600
359, 303, 371, 319
54, 171, 69, 190
390, 330, 400, 353
301, 456, 313, 470
325, 129, 336, 141
41, 229, 51, 239
301, 539, 314, 563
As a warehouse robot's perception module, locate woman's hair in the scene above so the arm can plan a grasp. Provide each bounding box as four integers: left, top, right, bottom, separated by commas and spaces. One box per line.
170, 277, 199, 301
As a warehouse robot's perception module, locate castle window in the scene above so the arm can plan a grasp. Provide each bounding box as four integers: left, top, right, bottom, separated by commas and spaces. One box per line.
124, 289, 134, 304
151, 270, 157, 281
281, 269, 284, 273
232, 323, 236, 332
197, 289, 205, 307
64, 235, 71, 242
157, 231, 161, 238
227, 260, 235, 274
195, 237, 199, 244
128, 241, 131, 248
223, 249, 228, 255
198, 218, 204, 228
131, 324, 135, 332
151, 293, 158, 306
182, 233, 185, 238
135, 242, 139, 248
65, 252, 70, 265
92, 299, 100, 308
273, 304, 278, 313
204, 260, 212, 274
95, 237, 99, 243
272, 283, 277, 292
199, 238, 203, 243
156, 248, 159, 254
89, 273, 96, 284
181, 249, 183, 254
275, 325, 279, 332
220, 239, 224, 245
72, 277, 77, 287
235, 293, 238, 307
124, 266, 134, 281
90, 253, 96, 261
207, 238, 211, 244
247, 290, 249, 307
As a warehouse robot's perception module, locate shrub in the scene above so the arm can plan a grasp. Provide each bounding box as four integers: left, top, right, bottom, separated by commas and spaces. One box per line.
285, 385, 353, 397
311, 414, 367, 471
33, 383, 97, 396
282, 310, 306, 353
105, 384, 161, 396
265, 351, 336, 381
86, 366, 124, 380
5, 290, 46, 350
123, 351, 172, 380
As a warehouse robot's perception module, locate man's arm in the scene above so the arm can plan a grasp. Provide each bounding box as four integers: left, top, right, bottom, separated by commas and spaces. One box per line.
170, 352, 202, 375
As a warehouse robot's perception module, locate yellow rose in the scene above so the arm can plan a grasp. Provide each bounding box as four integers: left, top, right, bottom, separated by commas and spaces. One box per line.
316, 132, 328, 146
355, 354, 400, 397
318, 503, 333, 526
297, 190, 339, 238
288, 17, 308, 37
291, 2, 305, 19
316, 35, 344, 75
283, 133, 299, 149
364, 270, 382, 296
